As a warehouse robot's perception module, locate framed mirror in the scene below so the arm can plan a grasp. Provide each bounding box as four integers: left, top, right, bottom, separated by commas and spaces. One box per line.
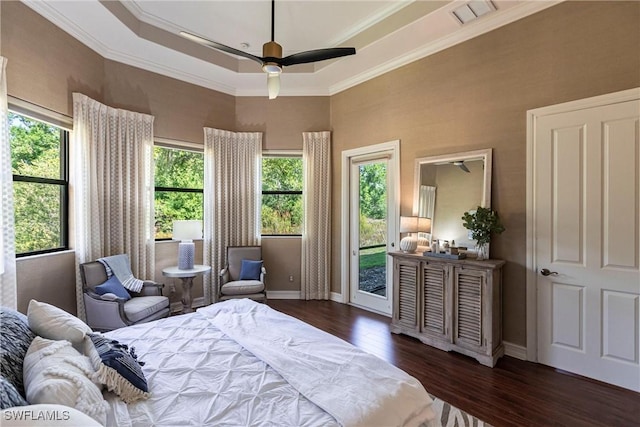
413, 148, 492, 255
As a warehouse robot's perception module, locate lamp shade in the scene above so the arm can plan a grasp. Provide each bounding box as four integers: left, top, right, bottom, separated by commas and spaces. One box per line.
399, 216, 419, 233
418, 217, 432, 233
172, 220, 202, 241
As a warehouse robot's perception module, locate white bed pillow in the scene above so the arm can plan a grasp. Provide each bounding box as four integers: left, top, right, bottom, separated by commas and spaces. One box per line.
1, 404, 102, 426
27, 300, 92, 346
23, 337, 107, 425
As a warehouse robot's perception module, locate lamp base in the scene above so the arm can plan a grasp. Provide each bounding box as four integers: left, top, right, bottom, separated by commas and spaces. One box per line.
399, 236, 418, 253
178, 241, 195, 270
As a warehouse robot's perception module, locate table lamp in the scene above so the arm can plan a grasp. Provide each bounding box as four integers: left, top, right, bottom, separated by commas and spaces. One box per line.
399, 216, 431, 253
172, 220, 202, 270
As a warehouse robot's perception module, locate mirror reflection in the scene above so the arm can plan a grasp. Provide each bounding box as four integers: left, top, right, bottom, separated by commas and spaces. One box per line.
413, 149, 492, 252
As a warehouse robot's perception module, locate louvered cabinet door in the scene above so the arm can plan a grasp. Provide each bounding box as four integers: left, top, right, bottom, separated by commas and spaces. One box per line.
453, 267, 487, 353
421, 262, 449, 341
391, 258, 420, 332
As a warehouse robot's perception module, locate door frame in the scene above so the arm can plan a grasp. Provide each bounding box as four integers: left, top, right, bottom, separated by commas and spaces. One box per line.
525, 87, 640, 362
340, 140, 400, 312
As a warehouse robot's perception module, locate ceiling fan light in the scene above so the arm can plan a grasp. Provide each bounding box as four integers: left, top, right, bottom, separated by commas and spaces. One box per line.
262, 63, 282, 74
267, 73, 280, 100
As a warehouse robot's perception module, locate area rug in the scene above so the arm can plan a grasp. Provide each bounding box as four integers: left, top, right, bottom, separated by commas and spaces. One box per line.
430, 394, 492, 427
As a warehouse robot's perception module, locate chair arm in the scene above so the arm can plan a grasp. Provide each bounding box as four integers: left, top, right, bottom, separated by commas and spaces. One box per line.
83, 292, 130, 331
219, 266, 230, 285
137, 281, 164, 296
260, 267, 267, 287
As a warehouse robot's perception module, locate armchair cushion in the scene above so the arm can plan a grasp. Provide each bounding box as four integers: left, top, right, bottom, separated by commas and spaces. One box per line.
221, 280, 265, 296
95, 276, 131, 301
123, 296, 169, 323
239, 260, 263, 281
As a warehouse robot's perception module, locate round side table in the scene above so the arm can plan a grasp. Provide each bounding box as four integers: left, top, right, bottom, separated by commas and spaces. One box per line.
162, 265, 211, 314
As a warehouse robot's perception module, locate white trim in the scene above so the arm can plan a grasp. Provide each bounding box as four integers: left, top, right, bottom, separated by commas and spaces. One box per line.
262, 150, 303, 157
503, 341, 527, 361
267, 290, 301, 300
155, 137, 203, 151
8, 96, 73, 130
340, 140, 400, 313
349, 302, 392, 318
525, 87, 640, 363
330, 291, 345, 303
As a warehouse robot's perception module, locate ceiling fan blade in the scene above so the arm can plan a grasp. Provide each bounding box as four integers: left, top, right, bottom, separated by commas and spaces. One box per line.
453, 162, 471, 173
179, 31, 265, 65
279, 47, 356, 67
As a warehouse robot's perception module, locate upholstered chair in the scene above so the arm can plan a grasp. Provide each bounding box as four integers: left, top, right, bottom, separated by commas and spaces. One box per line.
218, 246, 267, 302
80, 261, 170, 331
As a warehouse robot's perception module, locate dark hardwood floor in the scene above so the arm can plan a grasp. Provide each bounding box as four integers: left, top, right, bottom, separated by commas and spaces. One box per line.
267, 300, 640, 427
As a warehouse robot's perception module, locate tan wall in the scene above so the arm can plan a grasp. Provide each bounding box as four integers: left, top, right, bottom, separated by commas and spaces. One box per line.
103, 60, 235, 144
1, 1, 104, 115
330, 1, 640, 345
16, 252, 77, 315
235, 97, 330, 149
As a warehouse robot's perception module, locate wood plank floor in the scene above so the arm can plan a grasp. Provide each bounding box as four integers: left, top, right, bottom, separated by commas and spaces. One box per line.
267, 300, 640, 427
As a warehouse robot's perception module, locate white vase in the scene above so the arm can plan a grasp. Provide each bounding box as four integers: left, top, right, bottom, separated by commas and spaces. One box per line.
476, 243, 489, 260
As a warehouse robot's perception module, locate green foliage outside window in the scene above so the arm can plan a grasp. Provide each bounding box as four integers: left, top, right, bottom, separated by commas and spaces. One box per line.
154, 146, 204, 239
262, 157, 302, 235
9, 113, 67, 254
358, 163, 387, 247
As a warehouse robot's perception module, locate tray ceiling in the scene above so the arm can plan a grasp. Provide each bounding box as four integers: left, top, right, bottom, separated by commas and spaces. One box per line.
22, 0, 561, 97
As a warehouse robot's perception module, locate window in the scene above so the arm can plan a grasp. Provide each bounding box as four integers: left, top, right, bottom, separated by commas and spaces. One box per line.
261, 155, 303, 235
154, 145, 204, 239
9, 112, 69, 256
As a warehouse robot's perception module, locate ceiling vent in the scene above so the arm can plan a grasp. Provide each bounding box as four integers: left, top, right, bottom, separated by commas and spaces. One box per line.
451, 0, 496, 25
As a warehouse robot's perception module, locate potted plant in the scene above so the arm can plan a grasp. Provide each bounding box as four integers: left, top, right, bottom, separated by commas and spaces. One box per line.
461, 206, 505, 260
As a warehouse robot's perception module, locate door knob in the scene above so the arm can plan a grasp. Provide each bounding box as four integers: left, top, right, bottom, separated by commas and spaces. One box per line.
540, 268, 558, 276
391, 242, 395, 248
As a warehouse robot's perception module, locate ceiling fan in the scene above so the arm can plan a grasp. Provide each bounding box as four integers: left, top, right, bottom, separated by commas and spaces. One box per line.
179, 0, 356, 99
452, 161, 471, 173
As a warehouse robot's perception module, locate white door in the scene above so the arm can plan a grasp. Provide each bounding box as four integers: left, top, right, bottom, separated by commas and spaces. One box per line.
348, 155, 397, 315
534, 98, 640, 391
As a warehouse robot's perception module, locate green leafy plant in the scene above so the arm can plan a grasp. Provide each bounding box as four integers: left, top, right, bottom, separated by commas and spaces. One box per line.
461, 206, 505, 245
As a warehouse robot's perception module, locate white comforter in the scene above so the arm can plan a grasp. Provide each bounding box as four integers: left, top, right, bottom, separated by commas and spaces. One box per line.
105, 300, 435, 427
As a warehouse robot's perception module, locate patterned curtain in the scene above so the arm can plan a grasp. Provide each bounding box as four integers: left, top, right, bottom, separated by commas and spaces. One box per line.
203, 128, 262, 304
0, 56, 17, 309
301, 131, 331, 300
72, 93, 155, 320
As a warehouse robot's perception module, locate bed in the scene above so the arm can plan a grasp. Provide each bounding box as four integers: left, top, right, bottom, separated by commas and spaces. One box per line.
1, 299, 436, 426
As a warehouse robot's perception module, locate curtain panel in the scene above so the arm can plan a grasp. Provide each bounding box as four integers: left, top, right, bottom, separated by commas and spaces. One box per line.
203, 128, 262, 304
301, 131, 332, 300
0, 56, 17, 309
72, 93, 155, 320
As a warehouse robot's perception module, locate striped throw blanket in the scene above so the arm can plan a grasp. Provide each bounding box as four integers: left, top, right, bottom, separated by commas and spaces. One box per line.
97, 254, 144, 293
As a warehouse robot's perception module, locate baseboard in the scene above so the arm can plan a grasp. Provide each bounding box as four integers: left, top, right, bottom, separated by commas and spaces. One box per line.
170, 296, 205, 313
503, 341, 527, 360
267, 290, 301, 299
330, 292, 345, 303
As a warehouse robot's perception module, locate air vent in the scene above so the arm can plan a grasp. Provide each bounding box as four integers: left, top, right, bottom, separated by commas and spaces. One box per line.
451, 0, 496, 25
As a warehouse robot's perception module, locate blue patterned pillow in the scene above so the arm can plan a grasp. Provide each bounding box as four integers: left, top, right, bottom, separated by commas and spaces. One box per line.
85, 333, 149, 403
0, 377, 28, 409
0, 308, 35, 397
239, 260, 263, 280
95, 275, 131, 300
